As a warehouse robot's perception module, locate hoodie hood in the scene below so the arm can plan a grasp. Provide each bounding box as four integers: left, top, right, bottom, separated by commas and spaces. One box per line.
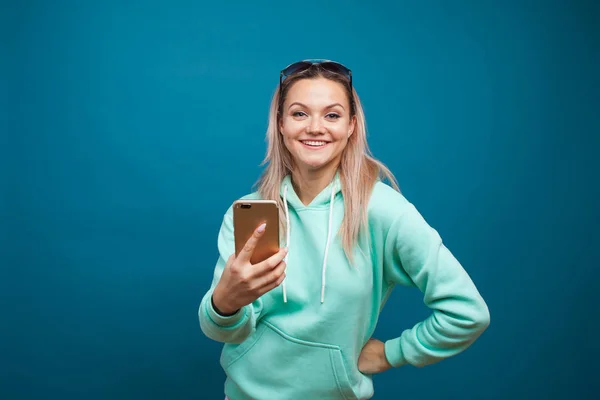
279, 171, 342, 209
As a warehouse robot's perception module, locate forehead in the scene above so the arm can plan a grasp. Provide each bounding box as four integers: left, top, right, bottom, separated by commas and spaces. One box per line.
286, 77, 349, 107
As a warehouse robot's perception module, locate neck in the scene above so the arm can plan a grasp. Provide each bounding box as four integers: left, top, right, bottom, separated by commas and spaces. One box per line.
291, 164, 338, 206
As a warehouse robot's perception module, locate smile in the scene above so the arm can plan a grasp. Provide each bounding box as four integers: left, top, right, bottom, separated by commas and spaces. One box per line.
300, 140, 329, 149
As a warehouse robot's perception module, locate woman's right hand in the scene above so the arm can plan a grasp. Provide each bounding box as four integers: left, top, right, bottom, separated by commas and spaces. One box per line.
212, 223, 288, 315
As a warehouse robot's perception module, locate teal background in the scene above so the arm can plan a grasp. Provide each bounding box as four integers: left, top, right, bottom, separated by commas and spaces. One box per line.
3, 0, 598, 399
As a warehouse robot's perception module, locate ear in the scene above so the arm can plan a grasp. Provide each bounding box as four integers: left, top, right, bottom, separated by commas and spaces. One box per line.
348, 115, 357, 138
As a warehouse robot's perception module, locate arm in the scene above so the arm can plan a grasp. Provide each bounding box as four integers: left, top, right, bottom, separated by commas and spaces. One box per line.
382, 203, 490, 368
198, 208, 257, 344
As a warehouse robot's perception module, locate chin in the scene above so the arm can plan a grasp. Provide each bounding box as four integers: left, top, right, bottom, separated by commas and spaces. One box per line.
299, 157, 336, 171
305, 163, 328, 171
286, 143, 341, 172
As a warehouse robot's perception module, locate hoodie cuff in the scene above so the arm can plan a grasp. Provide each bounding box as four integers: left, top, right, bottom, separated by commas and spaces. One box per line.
384, 337, 409, 368
205, 295, 248, 328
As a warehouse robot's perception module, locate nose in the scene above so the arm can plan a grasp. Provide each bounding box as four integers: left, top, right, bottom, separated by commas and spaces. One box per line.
307, 117, 325, 135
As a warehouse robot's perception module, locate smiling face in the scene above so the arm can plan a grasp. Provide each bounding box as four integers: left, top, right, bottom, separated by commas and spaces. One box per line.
279, 77, 356, 175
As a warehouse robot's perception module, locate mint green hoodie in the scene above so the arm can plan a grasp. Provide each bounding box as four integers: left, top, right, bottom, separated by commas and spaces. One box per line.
199, 173, 490, 400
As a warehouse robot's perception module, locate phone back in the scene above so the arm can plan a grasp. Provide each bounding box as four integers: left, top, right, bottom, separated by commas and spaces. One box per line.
233, 200, 280, 265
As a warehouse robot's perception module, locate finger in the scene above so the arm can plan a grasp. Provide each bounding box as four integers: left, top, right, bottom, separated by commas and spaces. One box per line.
258, 263, 287, 295
256, 247, 288, 273
237, 222, 267, 263
257, 260, 286, 289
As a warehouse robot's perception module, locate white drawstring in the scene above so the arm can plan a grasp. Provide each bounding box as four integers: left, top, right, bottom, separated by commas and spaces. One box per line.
320, 182, 336, 303
281, 179, 336, 304
282, 185, 290, 303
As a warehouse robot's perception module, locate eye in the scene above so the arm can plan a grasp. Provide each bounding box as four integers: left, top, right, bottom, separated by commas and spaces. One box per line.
326, 113, 341, 120
292, 111, 307, 117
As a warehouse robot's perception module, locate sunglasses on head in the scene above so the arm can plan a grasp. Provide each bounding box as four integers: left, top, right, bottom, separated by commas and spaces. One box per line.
279, 59, 353, 92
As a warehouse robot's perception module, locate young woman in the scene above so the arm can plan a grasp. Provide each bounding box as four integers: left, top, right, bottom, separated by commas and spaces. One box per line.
199, 60, 490, 400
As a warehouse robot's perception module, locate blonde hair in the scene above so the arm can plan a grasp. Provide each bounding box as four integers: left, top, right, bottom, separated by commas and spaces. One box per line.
254, 65, 399, 262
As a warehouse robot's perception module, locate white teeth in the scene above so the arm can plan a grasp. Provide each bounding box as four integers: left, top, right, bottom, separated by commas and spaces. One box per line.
302, 141, 327, 146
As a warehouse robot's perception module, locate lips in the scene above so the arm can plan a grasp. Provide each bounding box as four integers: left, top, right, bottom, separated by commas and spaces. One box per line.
300, 140, 329, 148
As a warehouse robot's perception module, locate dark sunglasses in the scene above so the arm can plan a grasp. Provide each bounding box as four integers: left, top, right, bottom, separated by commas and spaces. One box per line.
279, 59, 353, 91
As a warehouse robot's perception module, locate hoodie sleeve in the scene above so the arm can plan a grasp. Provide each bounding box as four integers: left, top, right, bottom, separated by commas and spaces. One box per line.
198, 207, 258, 344
382, 202, 490, 368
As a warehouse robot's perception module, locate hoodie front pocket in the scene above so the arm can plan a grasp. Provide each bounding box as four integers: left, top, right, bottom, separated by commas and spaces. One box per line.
221, 322, 357, 400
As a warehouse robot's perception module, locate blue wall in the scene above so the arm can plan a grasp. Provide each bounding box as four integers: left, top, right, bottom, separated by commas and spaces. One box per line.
4, 0, 598, 399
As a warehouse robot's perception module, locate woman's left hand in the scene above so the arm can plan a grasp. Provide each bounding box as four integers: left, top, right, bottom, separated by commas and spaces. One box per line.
358, 339, 393, 374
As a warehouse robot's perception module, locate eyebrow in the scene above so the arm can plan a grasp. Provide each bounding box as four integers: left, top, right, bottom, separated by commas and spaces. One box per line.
288, 102, 345, 111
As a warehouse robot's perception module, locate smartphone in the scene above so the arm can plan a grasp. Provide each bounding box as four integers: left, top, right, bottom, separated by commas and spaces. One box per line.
233, 199, 280, 265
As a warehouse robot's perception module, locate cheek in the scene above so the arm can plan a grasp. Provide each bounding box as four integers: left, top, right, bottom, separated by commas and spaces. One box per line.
281, 122, 303, 141
280, 133, 297, 153
332, 126, 351, 141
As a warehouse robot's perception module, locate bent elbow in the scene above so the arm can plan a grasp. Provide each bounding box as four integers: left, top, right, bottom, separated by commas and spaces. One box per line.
472, 299, 490, 334
453, 297, 490, 336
